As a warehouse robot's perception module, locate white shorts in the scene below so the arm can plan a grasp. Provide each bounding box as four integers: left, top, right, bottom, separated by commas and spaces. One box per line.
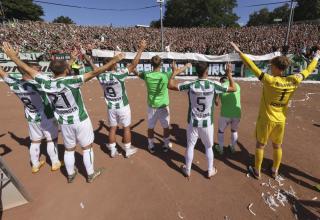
218, 117, 240, 133
187, 124, 214, 149
60, 118, 94, 149
28, 118, 58, 142
147, 106, 170, 129
108, 105, 131, 127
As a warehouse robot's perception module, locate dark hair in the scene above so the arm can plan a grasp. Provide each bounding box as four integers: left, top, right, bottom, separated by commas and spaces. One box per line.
49, 60, 69, 75
270, 56, 291, 71
195, 62, 208, 77
151, 55, 161, 68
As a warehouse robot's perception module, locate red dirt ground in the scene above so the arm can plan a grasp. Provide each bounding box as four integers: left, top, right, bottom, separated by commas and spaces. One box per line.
0, 78, 319, 220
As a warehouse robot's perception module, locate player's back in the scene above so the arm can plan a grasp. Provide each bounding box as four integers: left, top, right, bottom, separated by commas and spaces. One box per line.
187, 79, 216, 127
259, 75, 300, 122
97, 70, 129, 109
142, 71, 171, 108
4, 76, 52, 122
220, 82, 241, 118
35, 74, 88, 124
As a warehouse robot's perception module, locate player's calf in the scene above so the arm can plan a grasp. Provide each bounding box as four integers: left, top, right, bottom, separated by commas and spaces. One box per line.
162, 127, 172, 152
29, 141, 46, 174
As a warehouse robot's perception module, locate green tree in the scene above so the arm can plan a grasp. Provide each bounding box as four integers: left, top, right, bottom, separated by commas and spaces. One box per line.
150, 20, 160, 28
247, 8, 271, 26
247, 4, 290, 26
52, 16, 75, 24
270, 3, 290, 22
2, 0, 44, 21
295, 0, 320, 21
159, 0, 239, 28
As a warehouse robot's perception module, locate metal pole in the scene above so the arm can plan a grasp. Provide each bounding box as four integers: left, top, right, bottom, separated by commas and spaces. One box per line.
160, 2, 164, 51
285, 0, 295, 46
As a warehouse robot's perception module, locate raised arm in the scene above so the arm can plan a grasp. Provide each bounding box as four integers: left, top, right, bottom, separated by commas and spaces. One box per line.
168, 61, 192, 91
83, 53, 125, 82
214, 94, 220, 106
230, 42, 263, 79
127, 40, 147, 73
225, 63, 237, 92
0, 65, 8, 79
173, 62, 192, 75
2, 42, 38, 78
83, 53, 98, 71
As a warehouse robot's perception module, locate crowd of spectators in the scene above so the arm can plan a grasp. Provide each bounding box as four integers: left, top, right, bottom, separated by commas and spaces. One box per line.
0, 20, 319, 57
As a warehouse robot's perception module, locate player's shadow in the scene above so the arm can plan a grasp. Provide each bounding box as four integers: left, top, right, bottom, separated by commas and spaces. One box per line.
285, 192, 320, 220
0, 133, 11, 157
95, 120, 203, 176
7, 131, 65, 163
94, 119, 148, 157
312, 123, 320, 128
0, 145, 12, 157
6, 132, 87, 179
93, 120, 109, 155
217, 141, 320, 192
153, 124, 210, 177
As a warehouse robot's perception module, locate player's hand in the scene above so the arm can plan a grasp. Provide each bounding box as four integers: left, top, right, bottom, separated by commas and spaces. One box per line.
114, 52, 125, 62
230, 42, 241, 53
2, 42, 19, 58
70, 47, 80, 60
315, 50, 320, 58
139, 40, 147, 50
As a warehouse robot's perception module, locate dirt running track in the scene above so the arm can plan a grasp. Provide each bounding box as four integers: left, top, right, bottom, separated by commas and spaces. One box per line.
0, 78, 319, 220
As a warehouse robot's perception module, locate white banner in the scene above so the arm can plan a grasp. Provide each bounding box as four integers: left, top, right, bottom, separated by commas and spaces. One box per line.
92, 50, 282, 62
0, 62, 51, 74
0, 53, 43, 61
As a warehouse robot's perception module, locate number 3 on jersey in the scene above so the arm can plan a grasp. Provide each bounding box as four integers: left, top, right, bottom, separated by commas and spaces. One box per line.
197, 97, 206, 112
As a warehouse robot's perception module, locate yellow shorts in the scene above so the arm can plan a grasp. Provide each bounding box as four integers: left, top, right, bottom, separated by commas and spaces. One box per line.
255, 118, 285, 145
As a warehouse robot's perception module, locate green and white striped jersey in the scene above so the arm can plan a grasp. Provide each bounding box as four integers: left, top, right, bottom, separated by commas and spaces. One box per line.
178, 79, 228, 127
3, 75, 54, 123
34, 74, 88, 125
97, 68, 129, 110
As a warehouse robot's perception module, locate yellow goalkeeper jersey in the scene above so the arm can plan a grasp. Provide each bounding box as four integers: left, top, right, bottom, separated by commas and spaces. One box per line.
240, 53, 319, 122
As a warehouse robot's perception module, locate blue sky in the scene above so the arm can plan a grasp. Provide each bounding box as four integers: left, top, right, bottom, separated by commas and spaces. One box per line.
40, 0, 281, 26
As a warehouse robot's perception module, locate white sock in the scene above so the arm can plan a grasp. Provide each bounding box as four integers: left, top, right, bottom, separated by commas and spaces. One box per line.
163, 137, 170, 146
148, 138, 154, 148
185, 146, 194, 171
47, 141, 59, 164
231, 131, 238, 146
83, 148, 94, 176
124, 142, 131, 149
205, 147, 214, 172
108, 142, 116, 150
64, 151, 75, 175
218, 131, 224, 148
30, 142, 41, 167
